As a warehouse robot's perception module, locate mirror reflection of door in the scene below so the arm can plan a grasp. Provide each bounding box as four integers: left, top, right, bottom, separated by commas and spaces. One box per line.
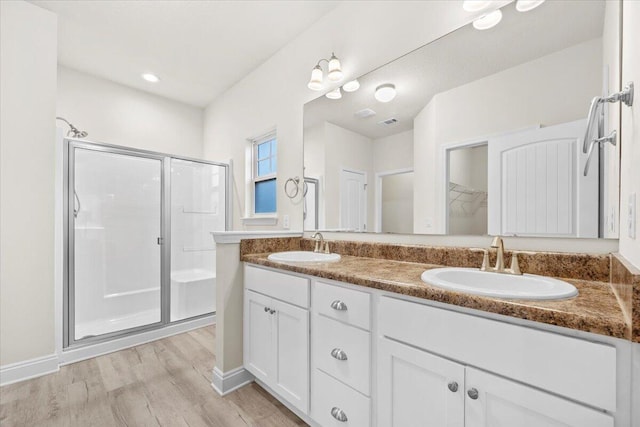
447, 145, 488, 235
378, 171, 414, 233
303, 177, 319, 231
340, 169, 367, 231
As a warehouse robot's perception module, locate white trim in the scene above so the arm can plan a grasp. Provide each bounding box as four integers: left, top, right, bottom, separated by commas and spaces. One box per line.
241, 215, 279, 226
374, 168, 414, 233
211, 366, 254, 396
0, 354, 59, 386
211, 230, 302, 244
58, 314, 215, 366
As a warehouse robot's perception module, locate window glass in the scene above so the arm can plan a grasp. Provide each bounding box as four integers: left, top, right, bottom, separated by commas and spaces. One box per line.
255, 178, 276, 213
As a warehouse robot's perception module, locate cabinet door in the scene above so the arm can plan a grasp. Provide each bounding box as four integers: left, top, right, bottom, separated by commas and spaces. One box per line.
244, 290, 274, 383
465, 367, 614, 427
272, 298, 309, 413
378, 338, 465, 427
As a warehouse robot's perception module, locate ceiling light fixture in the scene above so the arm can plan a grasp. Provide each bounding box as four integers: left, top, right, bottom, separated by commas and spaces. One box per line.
307, 52, 343, 91
374, 83, 396, 103
343, 79, 360, 93
515, 0, 545, 12
142, 73, 160, 83
462, 0, 494, 12
326, 87, 342, 100
473, 9, 502, 30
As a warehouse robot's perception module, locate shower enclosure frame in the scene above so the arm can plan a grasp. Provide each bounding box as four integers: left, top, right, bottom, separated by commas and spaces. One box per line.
63, 138, 230, 350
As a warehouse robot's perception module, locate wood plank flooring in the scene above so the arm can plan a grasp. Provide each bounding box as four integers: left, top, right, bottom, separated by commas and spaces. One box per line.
0, 326, 307, 427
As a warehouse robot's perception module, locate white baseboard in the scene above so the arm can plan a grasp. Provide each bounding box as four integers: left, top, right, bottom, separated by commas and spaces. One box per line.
0, 354, 59, 387
59, 314, 216, 366
211, 366, 254, 396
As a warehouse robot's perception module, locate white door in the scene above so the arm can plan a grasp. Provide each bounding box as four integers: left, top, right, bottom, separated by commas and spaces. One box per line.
340, 169, 367, 231
465, 367, 613, 427
488, 119, 598, 237
244, 290, 273, 383
377, 338, 465, 427
272, 299, 309, 413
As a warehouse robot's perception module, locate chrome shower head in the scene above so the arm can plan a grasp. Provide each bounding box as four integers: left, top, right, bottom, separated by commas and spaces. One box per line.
56, 116, 88, 138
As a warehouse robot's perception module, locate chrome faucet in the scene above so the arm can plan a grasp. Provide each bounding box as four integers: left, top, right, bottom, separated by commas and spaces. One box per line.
311, 232, 329, 253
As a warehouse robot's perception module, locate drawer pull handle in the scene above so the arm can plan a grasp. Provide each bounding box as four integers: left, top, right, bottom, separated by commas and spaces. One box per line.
330, 300, 348, 311
331, 407, 348, 422
467, 388, 479, 400
448, 381, 458, 392
269, 309, 276, 314
264, 307, 269, 312
330, 348, 348, 361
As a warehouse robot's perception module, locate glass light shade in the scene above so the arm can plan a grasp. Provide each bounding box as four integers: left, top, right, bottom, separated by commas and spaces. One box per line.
374, 83, 396, 103
307, 65, 324, 91
515, 0, 545, 12
343, 79, 360, 92
325, 87, 342, 100
328, 54, 343, 81
473, 9, 502, 30
462, 0, 494, 12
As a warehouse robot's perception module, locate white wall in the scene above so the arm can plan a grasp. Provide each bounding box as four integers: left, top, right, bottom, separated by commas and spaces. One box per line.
414, 38, 602, 234
372, 130, 414, 172
57, 66, 203, 158
619, 1, 640, 267
0, 1, 57, 366
381, 173, 414, 234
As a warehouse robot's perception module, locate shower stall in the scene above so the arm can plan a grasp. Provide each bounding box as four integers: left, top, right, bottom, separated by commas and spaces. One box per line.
64, 139, 228, 348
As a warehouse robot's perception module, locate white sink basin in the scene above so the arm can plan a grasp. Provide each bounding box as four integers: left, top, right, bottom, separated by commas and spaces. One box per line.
268, 251, 341, 263
420, 267, 578, 300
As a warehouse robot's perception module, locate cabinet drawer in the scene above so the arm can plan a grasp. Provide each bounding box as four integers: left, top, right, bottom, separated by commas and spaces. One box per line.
379, 296, 617, 412
245, 264, 309, 308
312, 369, 370, 427
313, 281, 370, 330
313, 315, 371, 395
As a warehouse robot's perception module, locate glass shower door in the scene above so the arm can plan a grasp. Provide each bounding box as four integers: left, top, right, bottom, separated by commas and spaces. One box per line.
170, 159, 226, 321
71, 145, 163, 341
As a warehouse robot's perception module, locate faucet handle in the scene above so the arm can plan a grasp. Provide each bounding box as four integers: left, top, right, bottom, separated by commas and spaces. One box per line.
470, 248, 490, 271
508, 251, 535, 275
323, 242, 330, 254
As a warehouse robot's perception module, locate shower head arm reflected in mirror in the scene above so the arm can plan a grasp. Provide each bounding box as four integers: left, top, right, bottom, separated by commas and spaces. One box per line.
56, 116, 88, 138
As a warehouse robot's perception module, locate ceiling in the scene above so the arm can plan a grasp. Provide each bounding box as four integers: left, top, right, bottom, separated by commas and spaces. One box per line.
304, 0, 605, 140
30, 0, 340, 107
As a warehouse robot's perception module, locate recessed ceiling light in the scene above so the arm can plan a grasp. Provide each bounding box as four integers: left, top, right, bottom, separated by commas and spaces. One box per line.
374, 83, 396, 103
473, 9, 502, 30
142, 73, 160, 83
515, 0, 545, 12
343, 79, 360, 92
326, 87, 342, 100
462, 0, 494, 12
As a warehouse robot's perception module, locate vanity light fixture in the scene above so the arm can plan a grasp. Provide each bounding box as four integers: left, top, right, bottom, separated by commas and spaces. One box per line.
473, 9, 502, 30
326, 87, 342, 100
141, 73, 160, 83
343, 79, 360, 92
515, 0, 545, 12
374, 83, 396, 103
462, 0, 494, 12
307, 52, 343, 91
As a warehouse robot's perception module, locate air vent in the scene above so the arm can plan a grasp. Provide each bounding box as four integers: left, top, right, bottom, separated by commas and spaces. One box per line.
378, 117, 399, 126
354, 108, 376, 119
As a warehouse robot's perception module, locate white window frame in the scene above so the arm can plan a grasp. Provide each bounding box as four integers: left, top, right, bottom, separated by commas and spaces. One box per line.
243, 130, 278, 225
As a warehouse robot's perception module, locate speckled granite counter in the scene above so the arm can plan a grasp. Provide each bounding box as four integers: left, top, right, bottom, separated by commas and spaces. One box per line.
240, 238, 636, 341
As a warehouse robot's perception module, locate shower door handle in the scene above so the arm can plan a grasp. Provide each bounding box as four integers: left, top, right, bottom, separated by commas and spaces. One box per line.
73, 191, 81, 218
157, 237, 164, 245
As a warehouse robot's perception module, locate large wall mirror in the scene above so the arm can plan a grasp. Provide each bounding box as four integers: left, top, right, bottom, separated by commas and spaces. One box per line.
303, 0, 621, 239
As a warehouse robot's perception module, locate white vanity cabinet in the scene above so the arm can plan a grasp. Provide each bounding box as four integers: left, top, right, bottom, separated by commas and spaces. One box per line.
243, 265, 310, 414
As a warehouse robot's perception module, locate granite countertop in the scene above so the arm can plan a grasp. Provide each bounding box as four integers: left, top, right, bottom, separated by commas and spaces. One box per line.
242, 253, 629, 340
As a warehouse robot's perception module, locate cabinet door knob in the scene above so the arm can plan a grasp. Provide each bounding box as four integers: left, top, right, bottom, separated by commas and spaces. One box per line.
330, 300, 348, 311
467, 388, 479, 400
330, 407, 348, 422
447, 381, 458, 392
330, 348, 348, 361
264, 307, 269, 312
269, 309, 276, 314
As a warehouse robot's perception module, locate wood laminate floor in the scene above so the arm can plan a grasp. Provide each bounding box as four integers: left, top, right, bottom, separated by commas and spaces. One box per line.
0, 326, 307, 427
